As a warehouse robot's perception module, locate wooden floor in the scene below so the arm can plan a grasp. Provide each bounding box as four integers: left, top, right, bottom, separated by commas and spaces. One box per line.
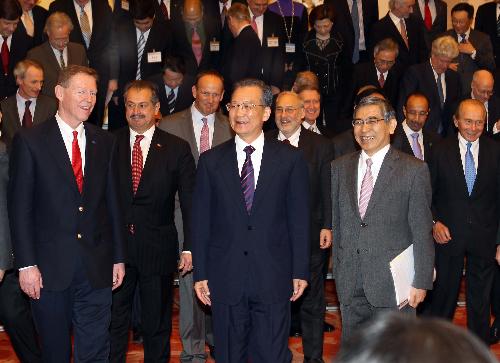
0, 281, 498, 362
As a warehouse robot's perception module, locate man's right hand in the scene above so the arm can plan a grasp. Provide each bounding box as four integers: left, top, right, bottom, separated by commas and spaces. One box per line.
194, 280, 211, 306
432, 221, 452, 244
19, 266, 43, 299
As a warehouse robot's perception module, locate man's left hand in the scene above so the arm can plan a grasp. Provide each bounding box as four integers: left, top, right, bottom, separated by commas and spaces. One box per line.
319, 229, 332, 249
178, 252, 193, 276
459, 41, 475, 55
408, 287, 426, 308
290, 279, 308, 301
112, 263, 125, 290
496, 245, 500, 265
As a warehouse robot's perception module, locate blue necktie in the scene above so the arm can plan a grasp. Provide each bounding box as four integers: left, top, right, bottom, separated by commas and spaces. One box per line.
465, 142, 476, 196
351, 0, 360, 63
241, 145, 255, 213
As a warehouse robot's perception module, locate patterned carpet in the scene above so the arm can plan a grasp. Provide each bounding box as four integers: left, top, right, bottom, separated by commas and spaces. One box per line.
0, 281, 498, 362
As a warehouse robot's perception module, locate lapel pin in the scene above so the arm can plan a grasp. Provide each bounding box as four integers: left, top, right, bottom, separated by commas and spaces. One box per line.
91, 140, 96, 144
156, 143, 162, 148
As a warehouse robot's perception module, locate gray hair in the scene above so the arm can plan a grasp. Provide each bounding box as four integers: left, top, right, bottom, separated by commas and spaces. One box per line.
233, 78, 273, 107
354, 96, 396, 123
432, 36, 459, 59
276, 91, 304, 108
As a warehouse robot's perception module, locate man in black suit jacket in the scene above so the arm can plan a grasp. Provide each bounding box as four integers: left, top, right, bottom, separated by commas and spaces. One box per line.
267, 91, 333, 362
147, 56, 194, 118
0, 59, 57, 149
392, 92, 440, 160
398, 35, 461, 136
298, 86, 333, 138
192, 79, 310, 362
475, 0, 500, 67
326, 0, 379, 64
108, 0, 173, 130
426, 99, 500, 344
444, 2, 496, 96
170, 0, 222, 78
18, 0, 48, 47
110, 80, 196, 362
342, 38, 403, 118
0, 0, 33, 99
8, 65, 125, 361
411, 0, 446, 51
470, 70, 500, 137
369, 0, 428, 69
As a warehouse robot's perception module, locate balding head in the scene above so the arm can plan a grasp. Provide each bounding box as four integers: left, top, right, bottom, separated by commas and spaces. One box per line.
471, 70, 494, 103
183, 0, 203, 25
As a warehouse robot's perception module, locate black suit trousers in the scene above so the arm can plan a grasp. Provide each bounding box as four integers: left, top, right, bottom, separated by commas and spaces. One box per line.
0, 270, 41, 363
492, 265, 500, 319
110, 265, 174, 363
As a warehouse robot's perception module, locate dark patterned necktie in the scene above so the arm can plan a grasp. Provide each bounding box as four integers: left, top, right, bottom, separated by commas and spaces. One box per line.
241, 145, 255, 213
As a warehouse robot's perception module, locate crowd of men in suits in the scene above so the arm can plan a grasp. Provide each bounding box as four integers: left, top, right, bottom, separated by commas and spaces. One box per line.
0, 0, 499, 361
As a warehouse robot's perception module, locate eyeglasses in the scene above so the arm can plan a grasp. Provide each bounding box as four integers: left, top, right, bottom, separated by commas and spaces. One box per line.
352, 117, 385, 127
462, 119, 485, 127
406, 110, 429, 117
275, 106, 301, 115
374, 59, 395, 66
226, 103, 266, 112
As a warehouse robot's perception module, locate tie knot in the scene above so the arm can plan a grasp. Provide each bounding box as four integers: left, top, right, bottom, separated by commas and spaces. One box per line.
466, 141, 472, 150
424, 0, 429, 4
72, 130, 78, 140
411, 132, 419, 140
366, 158, 373, 167
135, 134, 145, 143
244, 145, 255, 156
2, 36, 7, 41
201, 117, 208, 125
25, 100, 31, 107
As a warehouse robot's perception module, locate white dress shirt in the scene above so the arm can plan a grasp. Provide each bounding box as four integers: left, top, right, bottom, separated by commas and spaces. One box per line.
191, 103, 215, 153
248, 9, 264, 44
129, 124, 155, 167
73, 0, 93, 32
51, 45, 68, 68
402, 120, 424, 159
458, 132, 479, 175
277, 126, 301, 147
219, 0, 232, 13
376, 69, 389, 84
417, 0, 436, 23
303, 120, 321, 135
136, 27, 151, 45
15, 91, 37, 125
430, 59, 446, 102
388, 11, 405, 37
235, 132, 265, 188
0, 35, 12, 51
357, 144, 390, 203
348, 0, 366, 50
56, 112, 86, 175
159, 0, 171, 17
471, 91, 494, 134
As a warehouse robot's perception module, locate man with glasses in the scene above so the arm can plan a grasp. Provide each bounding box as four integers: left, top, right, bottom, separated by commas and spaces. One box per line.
266, 91, 333, 362
392, 92, 440, 160
425, 99, 500, 344
470, 70, 500, 137
191, 79, 310, 362
331, 96, 434, 342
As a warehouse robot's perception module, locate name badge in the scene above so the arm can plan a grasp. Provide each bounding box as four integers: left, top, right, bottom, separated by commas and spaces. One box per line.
121, 0, 129, 10
285, 42, 295, 53
210, 40, 220, 52
267, 36, 279, 48
147, 51, 162, 63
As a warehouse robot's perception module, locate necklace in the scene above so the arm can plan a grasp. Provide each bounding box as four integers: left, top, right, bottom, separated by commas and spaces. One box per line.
275, 0, 294, 44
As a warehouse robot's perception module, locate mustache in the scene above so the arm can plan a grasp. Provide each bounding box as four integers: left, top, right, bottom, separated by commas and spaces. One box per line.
130, 114, 145, 120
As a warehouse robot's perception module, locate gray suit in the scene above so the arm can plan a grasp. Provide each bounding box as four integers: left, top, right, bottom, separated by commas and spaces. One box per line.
27, 41, 88, 98
331, 147, 434, 340
443, 29, 496, 95
159, 107, 233, 362
0, 94, 58, 149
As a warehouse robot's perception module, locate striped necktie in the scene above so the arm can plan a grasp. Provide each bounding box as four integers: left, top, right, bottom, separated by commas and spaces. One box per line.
136, 32, 145, 80
241, 145, 255, 213
358, 158, 373, 219
167, 88, 176, 114
79, 5, 91, 48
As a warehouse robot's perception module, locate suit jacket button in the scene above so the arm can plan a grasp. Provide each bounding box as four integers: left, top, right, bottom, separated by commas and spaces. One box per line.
247, 226, 253, 230
361, 223, 367, 227
356, 249, 360, 254
77, 233, 82, 239
243, 251, 248, 256
78, 206, 84, 212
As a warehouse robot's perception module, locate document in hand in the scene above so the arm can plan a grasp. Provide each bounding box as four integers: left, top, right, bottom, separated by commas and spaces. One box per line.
389, 244, 414, 309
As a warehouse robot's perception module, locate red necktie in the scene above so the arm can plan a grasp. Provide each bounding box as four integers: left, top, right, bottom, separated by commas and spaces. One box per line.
132, 134, 144, 194
1, 36, 9, 76
191, 26, 202, 65
424, 0, 432, 31
378, 73, 385, 88
72, 131, 84, 194
160, 1, 169, 20
22, 100, 33, 127
251, 16, 258, 34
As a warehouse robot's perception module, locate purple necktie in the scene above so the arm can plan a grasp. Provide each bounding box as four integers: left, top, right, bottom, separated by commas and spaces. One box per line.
241, 145, 255, 213
411, 133, 423, 160
358, 158, 373, 219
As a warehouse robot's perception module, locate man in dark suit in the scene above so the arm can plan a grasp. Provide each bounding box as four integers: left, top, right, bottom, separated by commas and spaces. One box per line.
220, 3, 262, 102
170, 0, 222, 78
331, 96, 434, 342
0, 59, 57, 149
27, 12, 88, 99
108, 0, 172, 131
8, 65, 126, 362
342, 38, 403, 118
0, 140, 41, 363
392, 92, 440, 160
411, 0, 446, 51
398, 35, 461, 136
160, 70, 233, 362
147, 56, 194, 118
298, 85, 332, 137
427, 99, 500, 344
191, 79, 310, 362
0, 0, 33, 99
326, 0, 379, 64
369, 0, 428, 69
267, 91, 333, 363
109, 80, 196, 362
18, 0, 48, 47
475, 0, 500, 67
48, 0, 114, 126
470, 70, 500, 137
444, 2, 496, 96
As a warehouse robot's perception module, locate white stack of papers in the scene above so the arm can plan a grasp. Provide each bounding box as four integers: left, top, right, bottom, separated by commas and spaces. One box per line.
389, 244, 414, 309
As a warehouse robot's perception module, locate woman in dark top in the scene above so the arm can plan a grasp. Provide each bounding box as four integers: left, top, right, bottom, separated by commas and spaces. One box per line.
303, 4, 349, 134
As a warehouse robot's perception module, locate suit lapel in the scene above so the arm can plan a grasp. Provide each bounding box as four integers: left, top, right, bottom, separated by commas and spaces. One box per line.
32, 97, 46, 125
471, 137, 487, 197
136, 128, 163, 196
297, 126, 314, 161
5, 97, 21, 133
347, 151, 361, 219
182, 109, 199, 163
252, 139, 280, 213
450, 138, 469, 197
213, 113, 229, 148
219, 140, 248, 216
117, 128, 134, 200
82, 123, 98, 197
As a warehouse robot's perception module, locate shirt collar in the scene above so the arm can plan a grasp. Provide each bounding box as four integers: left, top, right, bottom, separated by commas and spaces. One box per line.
360, 143, 390, 165
235, 131, 265, 152
278, 125, 301, 144
402, 120, 423, 137
56, 111, 85, 135
191, 103, 215, 124
16, 89, 36, 102
130, 124, 155, 139
457, 132, 479, 148
389, 11, 403, 23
